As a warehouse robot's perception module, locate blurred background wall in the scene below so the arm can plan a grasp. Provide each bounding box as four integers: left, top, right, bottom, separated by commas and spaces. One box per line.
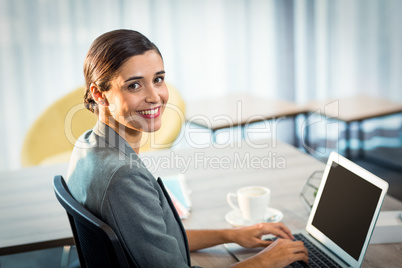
0, 0, 401, 171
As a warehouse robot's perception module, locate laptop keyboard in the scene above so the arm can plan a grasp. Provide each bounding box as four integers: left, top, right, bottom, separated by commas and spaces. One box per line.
266, 233, 343, 268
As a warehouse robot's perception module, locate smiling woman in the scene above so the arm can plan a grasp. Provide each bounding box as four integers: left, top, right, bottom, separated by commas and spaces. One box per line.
91, 50, 169, 149
83, 30, 163, 115
83, 30, 169, 153
66, 29, 308, 268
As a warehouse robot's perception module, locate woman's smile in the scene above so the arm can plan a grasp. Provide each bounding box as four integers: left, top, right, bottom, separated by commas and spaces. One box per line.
136, 106, 161, 118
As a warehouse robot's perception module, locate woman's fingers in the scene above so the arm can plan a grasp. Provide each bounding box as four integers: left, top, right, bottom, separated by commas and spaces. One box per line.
261, 223, 294, 240
254, 239, 309, 267
287, 240, 309, 263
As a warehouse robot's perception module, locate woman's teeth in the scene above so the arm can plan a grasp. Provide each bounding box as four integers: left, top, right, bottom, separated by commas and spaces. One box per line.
138, 107, 158, 115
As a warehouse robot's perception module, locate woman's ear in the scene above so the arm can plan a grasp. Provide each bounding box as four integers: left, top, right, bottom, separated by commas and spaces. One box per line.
90, 83, 109, 106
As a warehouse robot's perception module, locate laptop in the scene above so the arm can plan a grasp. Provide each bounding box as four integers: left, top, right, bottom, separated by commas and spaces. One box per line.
225, 151, 389, 268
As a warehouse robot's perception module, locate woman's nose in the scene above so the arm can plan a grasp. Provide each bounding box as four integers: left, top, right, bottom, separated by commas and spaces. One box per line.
145, 85, 161, 103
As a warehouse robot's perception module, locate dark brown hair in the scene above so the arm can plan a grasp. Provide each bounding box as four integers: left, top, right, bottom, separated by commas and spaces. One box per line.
83, 29, 162, 113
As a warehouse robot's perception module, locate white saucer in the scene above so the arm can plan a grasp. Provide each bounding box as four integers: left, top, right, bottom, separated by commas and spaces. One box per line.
225, 207, 284, 227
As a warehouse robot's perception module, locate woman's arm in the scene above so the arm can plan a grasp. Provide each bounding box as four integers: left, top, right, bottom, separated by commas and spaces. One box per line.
229, 239, 309, 268
186, 229, 232, 251
186, 223, 308, 268
186, 222, 294, 251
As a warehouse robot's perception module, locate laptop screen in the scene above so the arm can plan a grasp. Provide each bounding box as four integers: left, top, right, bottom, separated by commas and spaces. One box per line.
311, 162, 382, 260
306, 152, 388, 267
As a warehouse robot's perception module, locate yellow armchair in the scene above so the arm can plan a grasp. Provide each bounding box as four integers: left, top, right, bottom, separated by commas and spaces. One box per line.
21, 84, 185, 167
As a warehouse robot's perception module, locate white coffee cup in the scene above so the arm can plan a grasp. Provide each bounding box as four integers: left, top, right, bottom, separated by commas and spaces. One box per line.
227, 186, 271, 223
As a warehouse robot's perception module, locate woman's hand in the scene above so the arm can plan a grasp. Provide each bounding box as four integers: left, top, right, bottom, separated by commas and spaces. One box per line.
231, 239, 309, 268
256, 239, 308, 267
231, 222, 295, 248
186, 222, 294, 252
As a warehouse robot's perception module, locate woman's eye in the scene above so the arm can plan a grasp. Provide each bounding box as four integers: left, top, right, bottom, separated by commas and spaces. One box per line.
154, 77, 164, 84
128, 82, 140, 90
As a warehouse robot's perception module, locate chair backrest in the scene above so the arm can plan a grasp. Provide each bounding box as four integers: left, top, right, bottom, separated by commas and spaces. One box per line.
21, 87, 97, 167
22, 84, 186, 166
53, 175, 133, 268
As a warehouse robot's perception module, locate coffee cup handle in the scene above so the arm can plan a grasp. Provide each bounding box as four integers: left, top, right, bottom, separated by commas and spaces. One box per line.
227, 193, 240, 211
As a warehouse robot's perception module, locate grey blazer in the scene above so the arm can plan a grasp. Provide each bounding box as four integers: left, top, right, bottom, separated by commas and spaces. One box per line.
67, 121, 192, 268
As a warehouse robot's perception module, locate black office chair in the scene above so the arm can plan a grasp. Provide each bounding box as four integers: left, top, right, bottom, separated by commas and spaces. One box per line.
53, 175, 132, 268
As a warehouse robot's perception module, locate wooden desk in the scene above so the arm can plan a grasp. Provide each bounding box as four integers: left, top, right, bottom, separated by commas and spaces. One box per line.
0, 163, 72, 255
142, 139, 402, 268
1, 140, 401, 268
185, 94, 306, 144
306, 95, 402, 123
305, 95, 402, 158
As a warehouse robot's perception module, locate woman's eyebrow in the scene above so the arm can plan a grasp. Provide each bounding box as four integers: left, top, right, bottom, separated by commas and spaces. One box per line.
124, 71, 165, 83
124, 76, 143, 83
156, 70, 165, 75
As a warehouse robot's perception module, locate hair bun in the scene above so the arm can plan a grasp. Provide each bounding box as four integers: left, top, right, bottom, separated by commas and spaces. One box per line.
83, 89, 98, 113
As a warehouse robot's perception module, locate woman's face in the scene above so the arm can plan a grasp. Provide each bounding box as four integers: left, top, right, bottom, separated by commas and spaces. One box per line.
104, 50, 169, 133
